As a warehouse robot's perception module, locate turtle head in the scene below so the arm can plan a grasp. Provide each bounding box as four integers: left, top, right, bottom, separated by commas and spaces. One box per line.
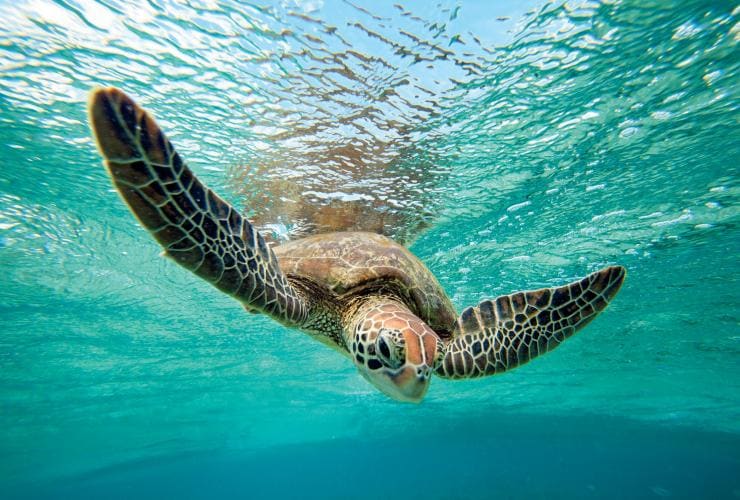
349, 301, 440, 403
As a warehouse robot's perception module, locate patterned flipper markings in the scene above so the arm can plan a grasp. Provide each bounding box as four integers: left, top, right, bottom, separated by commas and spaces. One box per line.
88, 87, 308, 326
436, 266, 626, 379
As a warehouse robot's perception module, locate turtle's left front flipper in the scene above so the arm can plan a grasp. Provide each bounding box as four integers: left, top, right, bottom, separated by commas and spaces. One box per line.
88, 87, 309, 326
436, 266, 625, 379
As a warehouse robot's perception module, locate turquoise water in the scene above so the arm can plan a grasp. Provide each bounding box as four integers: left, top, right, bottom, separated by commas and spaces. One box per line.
1, 0, 739, 498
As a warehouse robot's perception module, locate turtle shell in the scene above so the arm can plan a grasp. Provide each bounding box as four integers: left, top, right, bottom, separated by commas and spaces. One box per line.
273, 232, 457, 337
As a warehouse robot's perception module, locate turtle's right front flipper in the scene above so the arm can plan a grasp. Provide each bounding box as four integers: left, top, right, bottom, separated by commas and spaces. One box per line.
88, 87, 308, 326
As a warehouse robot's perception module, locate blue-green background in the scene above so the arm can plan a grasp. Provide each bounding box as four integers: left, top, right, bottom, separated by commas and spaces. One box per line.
1, 0, 738, 498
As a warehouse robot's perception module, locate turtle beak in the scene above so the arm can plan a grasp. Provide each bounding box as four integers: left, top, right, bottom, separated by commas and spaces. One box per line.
360, 363, 432, 403
392, 367, 432, 403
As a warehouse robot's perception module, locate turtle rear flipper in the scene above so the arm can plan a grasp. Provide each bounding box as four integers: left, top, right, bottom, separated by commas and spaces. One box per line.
88, 87, 308, 326
436, 266, 625, 379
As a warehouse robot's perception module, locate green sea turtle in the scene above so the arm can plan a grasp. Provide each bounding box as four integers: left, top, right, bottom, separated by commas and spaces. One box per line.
88, 87, 626, 402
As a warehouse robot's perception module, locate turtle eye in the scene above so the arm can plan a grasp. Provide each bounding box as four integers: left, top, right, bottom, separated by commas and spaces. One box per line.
376, 331, 403, 369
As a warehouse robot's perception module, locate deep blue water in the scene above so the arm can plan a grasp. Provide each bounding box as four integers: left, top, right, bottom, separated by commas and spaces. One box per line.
1, 0, 739, 498
19, 415, 740, 499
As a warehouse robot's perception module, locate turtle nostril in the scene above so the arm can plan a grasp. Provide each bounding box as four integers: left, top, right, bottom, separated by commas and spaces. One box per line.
416, 367, 430, 380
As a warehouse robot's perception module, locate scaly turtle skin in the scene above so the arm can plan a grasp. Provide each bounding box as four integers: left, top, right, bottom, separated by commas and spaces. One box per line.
88, 87, 626, 402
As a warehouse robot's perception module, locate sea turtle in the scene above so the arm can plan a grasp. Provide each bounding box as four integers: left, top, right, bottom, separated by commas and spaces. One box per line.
88, 87, 626, 402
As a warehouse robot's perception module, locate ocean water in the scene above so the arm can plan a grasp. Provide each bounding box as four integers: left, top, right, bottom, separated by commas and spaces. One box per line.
1, 0, 739, 498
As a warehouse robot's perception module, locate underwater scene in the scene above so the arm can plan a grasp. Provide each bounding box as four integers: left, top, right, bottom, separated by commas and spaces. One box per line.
1, 0, 739, 498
